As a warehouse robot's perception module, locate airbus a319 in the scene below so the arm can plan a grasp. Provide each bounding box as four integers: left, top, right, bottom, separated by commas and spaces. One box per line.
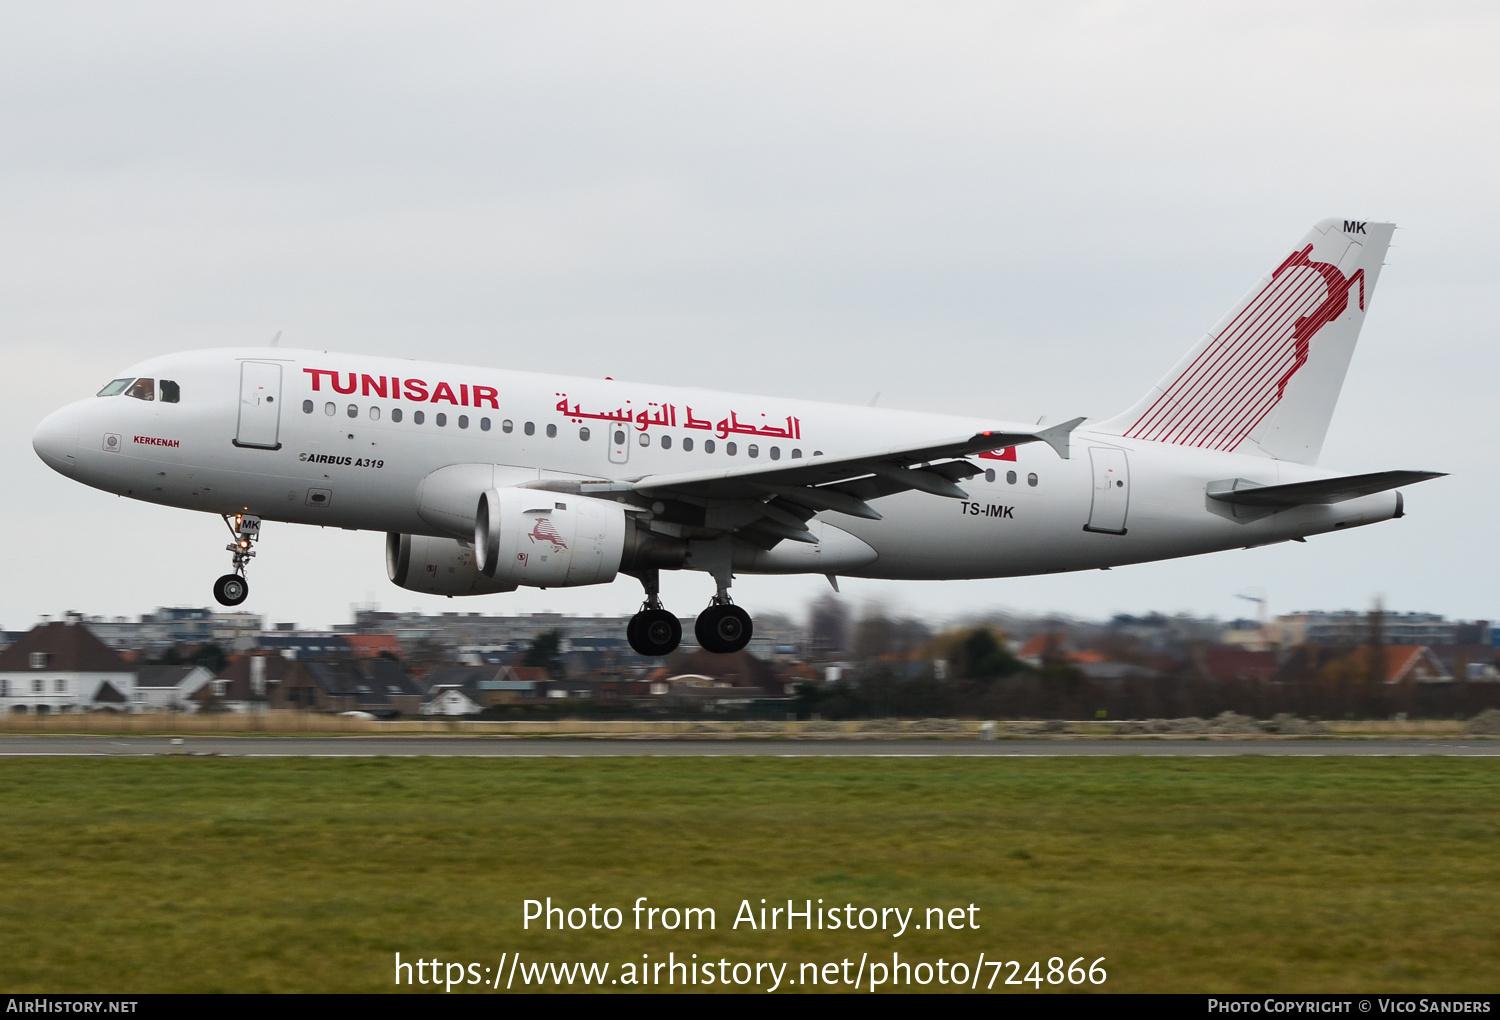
32, 219, 1441, 656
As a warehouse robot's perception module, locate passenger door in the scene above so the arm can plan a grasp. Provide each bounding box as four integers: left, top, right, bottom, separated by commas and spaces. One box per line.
235, 361, 283, 449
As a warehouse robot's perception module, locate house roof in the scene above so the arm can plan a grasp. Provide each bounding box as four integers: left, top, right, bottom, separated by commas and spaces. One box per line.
1017, 634, 1068, 658
136, 665, 208, 690
668, 649, 778, 694
0, 622, 132, 674
1348, 645, 1451, 683
344, 634, 403, 659
1197, 647, 1281, 682
93, 680, 127, 703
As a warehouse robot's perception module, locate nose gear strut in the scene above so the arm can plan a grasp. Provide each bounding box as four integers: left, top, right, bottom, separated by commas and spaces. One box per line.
213, 513, 260, 607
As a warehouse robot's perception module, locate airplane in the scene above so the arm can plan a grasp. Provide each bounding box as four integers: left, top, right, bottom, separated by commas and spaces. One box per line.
31, 218, 1442, 657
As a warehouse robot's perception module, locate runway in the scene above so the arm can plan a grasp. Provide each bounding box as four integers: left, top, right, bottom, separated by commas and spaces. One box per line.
1, 736, 1497, 756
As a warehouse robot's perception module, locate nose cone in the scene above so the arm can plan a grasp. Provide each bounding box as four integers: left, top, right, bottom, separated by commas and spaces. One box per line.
33, 406, 80, 477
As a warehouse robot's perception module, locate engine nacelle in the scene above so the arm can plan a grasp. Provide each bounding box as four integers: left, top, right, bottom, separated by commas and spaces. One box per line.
386, 532, 519, 596
476, 488, 627, 588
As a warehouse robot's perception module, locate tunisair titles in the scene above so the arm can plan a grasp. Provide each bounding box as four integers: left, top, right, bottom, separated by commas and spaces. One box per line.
299, 368, 807, 440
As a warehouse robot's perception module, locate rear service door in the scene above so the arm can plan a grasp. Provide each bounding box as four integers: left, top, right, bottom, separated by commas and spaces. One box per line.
1084, 447, 1129, 534
235, 361, 283, 449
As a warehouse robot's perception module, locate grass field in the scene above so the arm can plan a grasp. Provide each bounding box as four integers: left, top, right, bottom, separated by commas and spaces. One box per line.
1, 757, 1496, 993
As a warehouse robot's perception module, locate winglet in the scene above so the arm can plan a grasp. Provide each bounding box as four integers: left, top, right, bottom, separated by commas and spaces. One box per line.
1036, 416, 1086, 460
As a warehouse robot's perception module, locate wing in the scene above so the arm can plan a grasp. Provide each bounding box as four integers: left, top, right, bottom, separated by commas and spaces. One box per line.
525, 417, 1085, 549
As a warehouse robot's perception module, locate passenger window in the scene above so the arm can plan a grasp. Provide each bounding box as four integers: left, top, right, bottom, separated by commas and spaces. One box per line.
159, 380, 180, 403
546, 424, 557, 438
324, 402, 336, 416
984, 469, 995, 483
302, 400, 314, 414
791, 449, 802, 459
125, 378, 155, 401
458, 415, 469, 429
97, 378, 133, 397
660, 435, 672, 450
370, 407, 381, 421
524, 422, 535, 436
502, 420, 513, 433
705, 440, 715, 454
436, 413, 447, 427
683, 437, 694, 452
347, 405, 358, 418
392, 408, 403, 423
770, 446, 780, 460
726, 442, 737, 456
414, 410, 425, 425
748, 444, 759, 458
579, 427, 590, 441
1027, 473, 1038, 487
639, 433, 650, 447
813, 451, 823, 456
480, 417, 490, 431
1007, 470, 1017, 484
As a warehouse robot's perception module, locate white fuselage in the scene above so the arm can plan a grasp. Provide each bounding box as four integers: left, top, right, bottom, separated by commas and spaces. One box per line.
33, 347, 1401, 583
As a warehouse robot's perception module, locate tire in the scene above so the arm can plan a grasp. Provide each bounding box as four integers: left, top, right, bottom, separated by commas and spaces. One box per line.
694, 604, 753, 654
628, 609, 681, 657
213, 573, 249, 607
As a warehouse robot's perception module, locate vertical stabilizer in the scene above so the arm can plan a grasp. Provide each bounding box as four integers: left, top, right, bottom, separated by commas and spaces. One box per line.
1093, 219, 1393, 464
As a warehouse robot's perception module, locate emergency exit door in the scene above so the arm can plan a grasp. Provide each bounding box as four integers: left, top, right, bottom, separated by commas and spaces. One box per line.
1084, 447, 1129, 535
608, 425, 630, 464
235, 361, 283, 450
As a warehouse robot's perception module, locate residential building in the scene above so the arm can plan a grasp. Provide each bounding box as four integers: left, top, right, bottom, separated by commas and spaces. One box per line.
135, 664, 215, 711
0, 621, 138, 713
1270, 611, 1457, 648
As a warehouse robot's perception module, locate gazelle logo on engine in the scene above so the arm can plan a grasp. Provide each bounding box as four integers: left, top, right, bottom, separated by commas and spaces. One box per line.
528, 517, 568, 551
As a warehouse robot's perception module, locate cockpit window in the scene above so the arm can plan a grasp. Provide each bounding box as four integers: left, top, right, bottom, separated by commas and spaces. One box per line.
159, 379, 180, 403
97, 378, 133, 397
125, 378, 155, 401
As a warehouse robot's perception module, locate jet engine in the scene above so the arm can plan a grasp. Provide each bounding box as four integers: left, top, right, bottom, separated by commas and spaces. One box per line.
386, 532, 519, 596
475, 488, 628, 587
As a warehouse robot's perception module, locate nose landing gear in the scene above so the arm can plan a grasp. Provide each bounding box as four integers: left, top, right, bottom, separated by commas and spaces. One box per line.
626, 569, 683, 657
213, 513, 260, 607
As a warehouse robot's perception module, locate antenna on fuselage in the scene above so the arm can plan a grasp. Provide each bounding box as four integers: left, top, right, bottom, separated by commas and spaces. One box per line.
269, 331, 282, 348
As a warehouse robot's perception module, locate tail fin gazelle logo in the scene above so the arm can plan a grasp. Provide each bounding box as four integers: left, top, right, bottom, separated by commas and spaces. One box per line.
1123, 243, 1366, 452
1272, 245, 1365, 401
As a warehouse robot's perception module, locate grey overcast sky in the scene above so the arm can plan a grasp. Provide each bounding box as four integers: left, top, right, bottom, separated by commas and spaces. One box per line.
3, 2, 1497, 631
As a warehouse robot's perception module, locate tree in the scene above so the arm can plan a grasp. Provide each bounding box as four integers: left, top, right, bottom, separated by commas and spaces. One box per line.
525, 630, 562, 670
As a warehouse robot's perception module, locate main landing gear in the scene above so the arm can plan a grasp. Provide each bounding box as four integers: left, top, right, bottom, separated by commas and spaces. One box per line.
624, 569, 755, 657
213, 513, 260, 608
626, 570, 682, 657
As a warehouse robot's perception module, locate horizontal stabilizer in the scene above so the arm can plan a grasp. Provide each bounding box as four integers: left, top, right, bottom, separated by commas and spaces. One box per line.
1206, 470, 1445, 508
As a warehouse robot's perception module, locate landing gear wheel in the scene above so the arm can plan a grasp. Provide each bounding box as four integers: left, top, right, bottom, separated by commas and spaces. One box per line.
695, 604, 753, 654
628, 609, 682, 657
214, 573, 249, 607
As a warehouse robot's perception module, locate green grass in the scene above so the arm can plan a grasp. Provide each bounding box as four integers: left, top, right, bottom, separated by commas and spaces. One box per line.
0, 757, 1497, 992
